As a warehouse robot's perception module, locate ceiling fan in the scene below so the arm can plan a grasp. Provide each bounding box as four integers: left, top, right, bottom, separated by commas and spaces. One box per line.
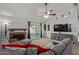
39, 3, 56, 18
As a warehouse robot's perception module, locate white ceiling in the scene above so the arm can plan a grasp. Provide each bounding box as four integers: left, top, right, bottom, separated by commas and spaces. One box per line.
0, 3, 78, 23
0, 3, 75, 18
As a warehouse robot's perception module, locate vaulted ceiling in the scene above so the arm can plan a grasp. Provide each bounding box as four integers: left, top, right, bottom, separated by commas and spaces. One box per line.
0, 3, 76, 17
0, 3, 78, 22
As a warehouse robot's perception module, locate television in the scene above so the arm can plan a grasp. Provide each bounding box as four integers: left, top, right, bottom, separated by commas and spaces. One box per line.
54, 24, 71, 32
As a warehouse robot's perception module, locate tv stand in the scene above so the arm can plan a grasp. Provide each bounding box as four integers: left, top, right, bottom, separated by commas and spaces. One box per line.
51, 32, 73, 41
58, 32, 62, 40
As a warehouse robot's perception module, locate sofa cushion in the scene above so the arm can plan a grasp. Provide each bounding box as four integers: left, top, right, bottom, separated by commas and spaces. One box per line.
26, 48, 37, 55
0, 48, 10, 55
45, 42, 55, 49
61, 38, 71, 46
20, 39, 32, 44
0, 47, 26, 55
39, 50, 55, 55
31, 38, 53, 48
52, 43, 65, 55
9, 48, 26, 55
0, 39, 9, 44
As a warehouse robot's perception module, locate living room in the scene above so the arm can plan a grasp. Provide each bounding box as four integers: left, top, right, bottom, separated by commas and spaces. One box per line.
0, 3, 79, 55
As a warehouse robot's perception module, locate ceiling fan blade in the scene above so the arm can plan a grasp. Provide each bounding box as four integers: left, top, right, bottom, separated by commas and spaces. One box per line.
39, 12, 45, 15
49, 14, 56, 16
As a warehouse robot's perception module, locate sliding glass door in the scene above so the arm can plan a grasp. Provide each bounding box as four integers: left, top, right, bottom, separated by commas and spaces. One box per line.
30, 22, 41, 39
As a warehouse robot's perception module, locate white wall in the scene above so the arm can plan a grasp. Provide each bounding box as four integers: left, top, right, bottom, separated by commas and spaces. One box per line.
0, 4, 78, 44
45, 6, 78, 44
0, 15, 43, 39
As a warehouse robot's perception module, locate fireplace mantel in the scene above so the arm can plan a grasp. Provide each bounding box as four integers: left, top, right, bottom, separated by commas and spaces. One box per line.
8, 28, 27, 32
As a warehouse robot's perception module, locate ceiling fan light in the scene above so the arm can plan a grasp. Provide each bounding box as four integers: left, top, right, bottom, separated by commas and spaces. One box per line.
44, 15, 49, 18
47, 11, 50, 14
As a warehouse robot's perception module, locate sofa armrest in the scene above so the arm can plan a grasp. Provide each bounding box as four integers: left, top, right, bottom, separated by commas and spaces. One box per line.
52, 40, 60, 45
53, 42, 59, 45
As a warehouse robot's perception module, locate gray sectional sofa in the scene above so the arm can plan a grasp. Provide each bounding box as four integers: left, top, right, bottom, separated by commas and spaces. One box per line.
39, 38, 72, 55
0, 38, 73, 55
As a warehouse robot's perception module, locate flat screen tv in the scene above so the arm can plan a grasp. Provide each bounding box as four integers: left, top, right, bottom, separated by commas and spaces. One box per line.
54, 24, 71, 32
